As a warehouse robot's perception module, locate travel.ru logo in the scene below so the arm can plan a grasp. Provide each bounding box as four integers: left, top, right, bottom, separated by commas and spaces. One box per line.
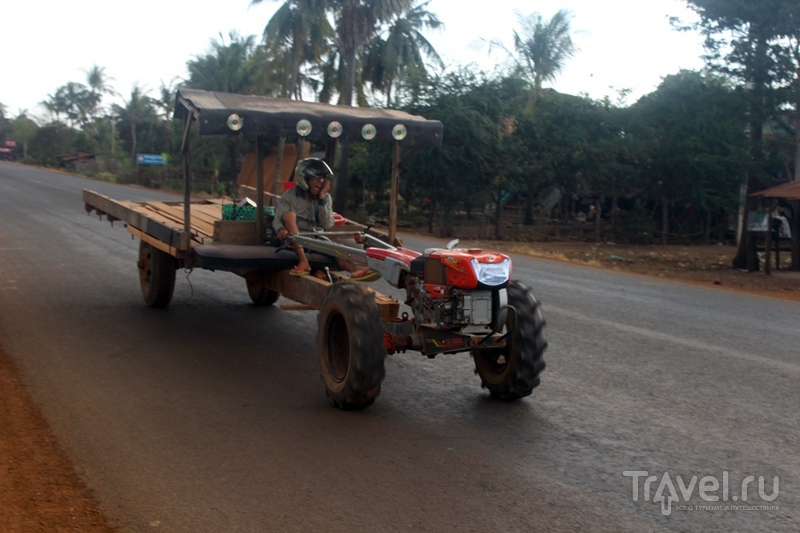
623, 471, 779, 516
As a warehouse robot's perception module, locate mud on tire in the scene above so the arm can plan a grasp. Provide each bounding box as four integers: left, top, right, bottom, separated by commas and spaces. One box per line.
472, 280, 547, 400
138, 240, 177, 308
318, 281, 386, 410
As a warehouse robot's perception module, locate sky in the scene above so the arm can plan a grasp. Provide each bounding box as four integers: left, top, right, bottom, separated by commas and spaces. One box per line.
0, 0, 705, 121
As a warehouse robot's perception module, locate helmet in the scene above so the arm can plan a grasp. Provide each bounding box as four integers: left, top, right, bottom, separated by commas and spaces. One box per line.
294, 158, 333, 191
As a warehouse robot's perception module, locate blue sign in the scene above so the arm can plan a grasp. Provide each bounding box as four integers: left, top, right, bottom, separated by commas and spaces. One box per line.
136, 154, 167, 165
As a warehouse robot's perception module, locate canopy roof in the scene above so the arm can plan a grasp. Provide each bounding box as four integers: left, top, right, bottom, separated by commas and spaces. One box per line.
750, 180, 800, 201
174, 89, 443, 147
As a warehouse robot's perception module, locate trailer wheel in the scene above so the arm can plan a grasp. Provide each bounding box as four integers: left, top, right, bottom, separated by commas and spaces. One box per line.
473, 280, 547, 400
318, 281, 386, 410
137, 240, 176, 308
246, 278, 280, 306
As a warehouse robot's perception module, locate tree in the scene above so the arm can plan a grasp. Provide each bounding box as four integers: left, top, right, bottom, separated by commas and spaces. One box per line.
631, 70, 749, 243
253, 0, 333, 99
43, 82, 92, 128
363, 0, 443, 106
186, 32, 263, 94
512, 9, 576, 108
0, 102, 8, 142
10, 114, 38, 158
683, 0, 800, 266
83, 65, 115, 124
112, 85, 157, 167
330, 0, 413, 106
404, 69, 505, 235
27, 123, 75, 166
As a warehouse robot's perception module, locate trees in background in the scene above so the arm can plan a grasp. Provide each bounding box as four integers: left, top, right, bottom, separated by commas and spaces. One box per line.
513, 9, 576, 109
683, 0, 800, 264
362, 0, 443, 106
112, 85, 158, 168
7, 1, 797, 246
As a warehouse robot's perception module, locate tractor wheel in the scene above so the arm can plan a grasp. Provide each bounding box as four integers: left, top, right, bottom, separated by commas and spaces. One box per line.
246, 277, 279, 306
137, 240, 176, 308
473, 280, 547, 400
318, 281, 386, 410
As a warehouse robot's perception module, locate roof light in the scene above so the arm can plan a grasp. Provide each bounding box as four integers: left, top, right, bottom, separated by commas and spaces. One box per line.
227, 114, 243, 131
327, 121, 343, 138
392, 124, 407, 141
361, 124, 377, 140
296, 119, 312, 137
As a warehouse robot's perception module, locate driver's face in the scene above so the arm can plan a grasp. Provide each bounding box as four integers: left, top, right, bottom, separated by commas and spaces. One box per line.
308, 176, 325, 194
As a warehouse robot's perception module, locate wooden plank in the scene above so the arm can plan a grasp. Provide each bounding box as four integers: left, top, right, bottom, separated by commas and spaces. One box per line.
248, 270, 399, 318
144, 201, 215, 238
212, 221, 257, 245
192, 203, 223, 222
280, 304, 316, 311
83, 190, 189, 251
127, 226, 183, 257
132, 205, 210, 240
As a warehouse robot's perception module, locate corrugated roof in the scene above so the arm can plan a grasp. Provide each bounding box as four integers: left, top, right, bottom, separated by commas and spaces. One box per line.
173, 89, 443, 146
750, 180, 800, 200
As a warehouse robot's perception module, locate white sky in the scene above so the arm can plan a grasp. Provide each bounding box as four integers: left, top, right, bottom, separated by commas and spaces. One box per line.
1, 0, 704, 120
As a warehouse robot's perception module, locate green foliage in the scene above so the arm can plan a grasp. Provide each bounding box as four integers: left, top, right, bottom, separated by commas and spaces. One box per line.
27, 123, 75, 166
513, 9, 576, 102
631, 70, 748, 213
96, 172, 117, 183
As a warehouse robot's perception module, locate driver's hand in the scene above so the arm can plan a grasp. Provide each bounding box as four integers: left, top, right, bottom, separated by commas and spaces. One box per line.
277, 228, 289, 241
320, 178, 332, 197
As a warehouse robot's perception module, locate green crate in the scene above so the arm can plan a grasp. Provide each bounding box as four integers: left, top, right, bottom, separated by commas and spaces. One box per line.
222, 204, 275, 221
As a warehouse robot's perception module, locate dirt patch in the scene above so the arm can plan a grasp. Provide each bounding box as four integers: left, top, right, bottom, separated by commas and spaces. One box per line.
0, 345, 114, 532
0, 241, 797, 532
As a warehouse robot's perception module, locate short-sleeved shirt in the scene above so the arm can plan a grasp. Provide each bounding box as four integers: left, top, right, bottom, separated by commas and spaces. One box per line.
273, 187, 335, 234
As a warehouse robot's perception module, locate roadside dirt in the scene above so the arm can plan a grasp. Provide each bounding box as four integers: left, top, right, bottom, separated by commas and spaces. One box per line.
0, 347, 115, 532
1, 242, 798, 533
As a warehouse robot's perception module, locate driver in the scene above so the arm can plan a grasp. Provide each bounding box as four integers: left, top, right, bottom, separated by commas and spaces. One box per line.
273, 158, 379, 281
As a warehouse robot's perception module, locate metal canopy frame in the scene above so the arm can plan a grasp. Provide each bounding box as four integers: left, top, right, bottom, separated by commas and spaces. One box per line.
174, 88, 444, 245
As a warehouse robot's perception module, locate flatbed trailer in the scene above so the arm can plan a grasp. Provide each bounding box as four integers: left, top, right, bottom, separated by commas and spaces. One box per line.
82, 188, 399, 315
83, 89, 546, 410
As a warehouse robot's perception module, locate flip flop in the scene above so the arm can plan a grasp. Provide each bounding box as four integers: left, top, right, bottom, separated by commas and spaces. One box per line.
289, 266, 310, 276
350, 268, 381, 282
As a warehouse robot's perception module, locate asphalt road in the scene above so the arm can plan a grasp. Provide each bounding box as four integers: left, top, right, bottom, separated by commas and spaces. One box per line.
1, 161, 798, 532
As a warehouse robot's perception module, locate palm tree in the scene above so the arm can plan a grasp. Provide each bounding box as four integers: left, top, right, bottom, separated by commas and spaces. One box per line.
186, 32, 262, 94
364, 0, 444, 106
253, 0, 333, 99
513, 9, 576, 107
333, 0, 413, 106
83, 65, 116, 121
112, 85, 156, 166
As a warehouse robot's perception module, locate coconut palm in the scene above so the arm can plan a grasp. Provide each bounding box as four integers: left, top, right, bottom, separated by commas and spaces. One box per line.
186, 32, 262, 94
83, 65, 115, 121
316, 0, 411, 106
364, 0, 444, 106
253, 0, 333, 99
513, 9, 576, 107
112, 85, 157, 166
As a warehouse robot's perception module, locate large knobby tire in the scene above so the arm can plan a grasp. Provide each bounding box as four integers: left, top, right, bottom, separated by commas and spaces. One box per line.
473, 280, 547, 400
137, 240, 177, 308
318, 281, 386, 410
246, 277, 280, 306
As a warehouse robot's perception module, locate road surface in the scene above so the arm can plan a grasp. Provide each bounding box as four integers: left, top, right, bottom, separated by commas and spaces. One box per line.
1, 162, 798, 531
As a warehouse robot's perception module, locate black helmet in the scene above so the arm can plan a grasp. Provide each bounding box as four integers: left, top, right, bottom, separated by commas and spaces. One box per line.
294, 158, 333, 191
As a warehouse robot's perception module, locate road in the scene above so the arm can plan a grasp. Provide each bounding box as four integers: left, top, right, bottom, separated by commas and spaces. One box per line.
1, 161, 798, 531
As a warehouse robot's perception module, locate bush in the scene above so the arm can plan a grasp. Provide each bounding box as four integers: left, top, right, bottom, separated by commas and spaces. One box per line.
96, 172, 117, 183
